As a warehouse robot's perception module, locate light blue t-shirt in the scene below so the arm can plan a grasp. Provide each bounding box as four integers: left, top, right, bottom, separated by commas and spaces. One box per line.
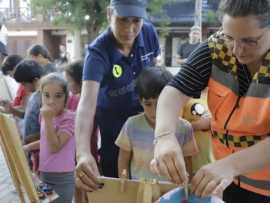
115, 113, 198, 181
23, 91, 41, 142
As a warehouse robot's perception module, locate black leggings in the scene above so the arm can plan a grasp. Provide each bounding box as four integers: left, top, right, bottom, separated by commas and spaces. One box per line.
223, 183, 270, 203
100, 148, 119, 178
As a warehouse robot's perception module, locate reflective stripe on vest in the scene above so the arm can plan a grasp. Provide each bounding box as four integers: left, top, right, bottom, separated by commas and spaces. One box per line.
212, 131, 270, 148
208, 31, 270, 196
233, 176, 270, 197
239, 175, 270, 191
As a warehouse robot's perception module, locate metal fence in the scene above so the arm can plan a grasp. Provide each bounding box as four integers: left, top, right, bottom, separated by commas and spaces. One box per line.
0, 7, 56, 23
0, 7, 33, 22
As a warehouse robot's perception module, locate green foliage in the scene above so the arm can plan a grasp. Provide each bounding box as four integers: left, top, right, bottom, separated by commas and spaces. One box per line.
148, 0, 166, 15
30, 0, 171, 39
148, 0, 177, 37
206, 10, 219, 25
32, 0, 108, 30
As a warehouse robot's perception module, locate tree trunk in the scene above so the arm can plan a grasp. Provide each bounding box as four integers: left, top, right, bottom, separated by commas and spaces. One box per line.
73, 30, 82, 60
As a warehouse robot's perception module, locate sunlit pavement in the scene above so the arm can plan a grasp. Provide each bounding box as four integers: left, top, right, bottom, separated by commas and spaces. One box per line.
0, 148, 20, 203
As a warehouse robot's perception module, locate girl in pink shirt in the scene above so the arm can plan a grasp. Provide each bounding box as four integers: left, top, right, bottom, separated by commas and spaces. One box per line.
39, 73, 75, 203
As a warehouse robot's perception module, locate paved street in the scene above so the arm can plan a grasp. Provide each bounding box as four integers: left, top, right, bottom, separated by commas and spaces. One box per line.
0, 148, 20, 203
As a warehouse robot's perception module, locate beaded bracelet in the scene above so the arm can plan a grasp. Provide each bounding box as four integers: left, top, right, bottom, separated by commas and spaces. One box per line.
153, 132, 173, 145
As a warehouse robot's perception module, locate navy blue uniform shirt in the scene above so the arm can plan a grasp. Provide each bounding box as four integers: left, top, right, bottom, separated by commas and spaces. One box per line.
83, 22, 160, 114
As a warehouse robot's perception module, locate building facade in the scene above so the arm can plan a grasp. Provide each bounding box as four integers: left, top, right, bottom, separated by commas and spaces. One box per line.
0, 0, 69, 60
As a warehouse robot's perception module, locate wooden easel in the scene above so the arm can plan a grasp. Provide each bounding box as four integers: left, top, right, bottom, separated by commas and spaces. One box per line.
0, 113, 40, 203
87, 176, 178, 203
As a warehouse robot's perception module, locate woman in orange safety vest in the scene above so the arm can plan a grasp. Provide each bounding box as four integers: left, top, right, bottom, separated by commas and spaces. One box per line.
151, 0, 270, 203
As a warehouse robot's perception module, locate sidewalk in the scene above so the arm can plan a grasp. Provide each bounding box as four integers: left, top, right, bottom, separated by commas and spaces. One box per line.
0, 148, 20, 203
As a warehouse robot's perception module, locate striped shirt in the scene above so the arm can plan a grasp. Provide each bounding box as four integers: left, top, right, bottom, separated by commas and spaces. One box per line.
169, 41, 252, 98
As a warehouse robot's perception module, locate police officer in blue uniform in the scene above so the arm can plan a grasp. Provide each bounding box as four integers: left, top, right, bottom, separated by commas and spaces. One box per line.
75, 0, 160, 191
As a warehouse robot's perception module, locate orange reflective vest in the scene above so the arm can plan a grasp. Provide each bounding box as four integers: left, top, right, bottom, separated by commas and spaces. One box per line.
207, 31, 270, 196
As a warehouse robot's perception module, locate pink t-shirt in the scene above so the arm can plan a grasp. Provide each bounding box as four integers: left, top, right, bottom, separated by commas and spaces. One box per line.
39, 110, 75, 172
12, 84, 29, 106
66, 94, 80, 112
66, 93, 99, 162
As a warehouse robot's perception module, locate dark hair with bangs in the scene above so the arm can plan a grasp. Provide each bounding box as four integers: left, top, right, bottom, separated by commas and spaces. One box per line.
219, 0, 270, 28
135, 66, 173, 100
63, 60, 83, 87
14, 59, 44, 83
1, 54, 23, 75
40, 73, 69, 104
28, 44, 52, 61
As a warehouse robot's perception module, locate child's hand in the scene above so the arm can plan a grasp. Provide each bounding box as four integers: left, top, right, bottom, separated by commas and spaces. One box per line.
22, 144, 32, 157
191, 117, 211, 131
23, 144, 30, 153
0, 100, 12, 114
40, 105, 55, 120
0, 99, 8, 106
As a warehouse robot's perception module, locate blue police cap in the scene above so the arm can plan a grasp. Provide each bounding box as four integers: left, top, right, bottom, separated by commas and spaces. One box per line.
110, 0, 147, 18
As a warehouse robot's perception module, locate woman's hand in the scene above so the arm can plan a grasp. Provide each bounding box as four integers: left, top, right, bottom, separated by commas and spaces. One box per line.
151, 135, 188, 185
191, 160, 234, 198
75, 153, 101, 192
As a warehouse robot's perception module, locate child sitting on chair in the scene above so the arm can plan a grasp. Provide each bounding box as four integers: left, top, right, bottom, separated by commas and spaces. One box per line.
115, 67, 198, 181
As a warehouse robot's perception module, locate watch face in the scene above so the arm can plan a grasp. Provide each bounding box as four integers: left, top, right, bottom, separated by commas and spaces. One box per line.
191, 103, 205, 116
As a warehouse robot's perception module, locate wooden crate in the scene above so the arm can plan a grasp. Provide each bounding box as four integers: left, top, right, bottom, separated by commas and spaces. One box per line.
87, 176, 178, 203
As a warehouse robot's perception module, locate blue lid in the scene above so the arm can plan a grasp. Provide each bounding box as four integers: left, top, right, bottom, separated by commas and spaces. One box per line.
158, 187, 224, 203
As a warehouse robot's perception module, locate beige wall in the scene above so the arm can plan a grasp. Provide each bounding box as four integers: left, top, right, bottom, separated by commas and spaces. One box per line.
7, 36, 36, 56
